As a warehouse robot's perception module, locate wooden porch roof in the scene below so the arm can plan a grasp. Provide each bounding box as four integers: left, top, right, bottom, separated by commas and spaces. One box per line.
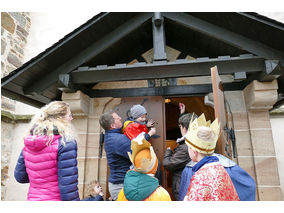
2, 12, 284, 108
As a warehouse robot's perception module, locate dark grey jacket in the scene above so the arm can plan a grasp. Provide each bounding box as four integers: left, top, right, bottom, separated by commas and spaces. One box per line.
163, 141, 190, 200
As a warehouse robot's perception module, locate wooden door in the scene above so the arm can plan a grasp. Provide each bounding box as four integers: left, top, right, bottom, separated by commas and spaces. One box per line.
114, 96, 166, 182
211, 66, 233, 159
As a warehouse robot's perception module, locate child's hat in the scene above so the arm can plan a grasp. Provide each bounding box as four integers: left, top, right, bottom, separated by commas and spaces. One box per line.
185, 113, 220, 154
130, 104, 147, 119
128, 133, 158, 174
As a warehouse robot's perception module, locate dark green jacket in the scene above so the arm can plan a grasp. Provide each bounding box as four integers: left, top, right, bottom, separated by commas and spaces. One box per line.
123, 170, 159, 201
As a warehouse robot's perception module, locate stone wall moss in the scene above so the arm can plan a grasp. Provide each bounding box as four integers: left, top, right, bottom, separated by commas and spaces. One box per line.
1, 110, 33, 123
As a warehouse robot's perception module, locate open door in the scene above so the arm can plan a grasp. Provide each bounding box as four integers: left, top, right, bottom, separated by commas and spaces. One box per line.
164, 96, 215, 200
211, 66, 234, 159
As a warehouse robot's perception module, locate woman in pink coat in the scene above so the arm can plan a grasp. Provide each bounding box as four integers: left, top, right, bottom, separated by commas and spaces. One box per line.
14, 101, 80, 201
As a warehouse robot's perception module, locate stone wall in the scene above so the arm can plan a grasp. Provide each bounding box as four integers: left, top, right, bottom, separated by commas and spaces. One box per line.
1, 11, 31, 120
2, 121, 31, 201
1, 12, 31, 200
1, 121, 14, 200
242, 80, 282, 200
270, 114, 284, 200
1, 112, 33, 200
221, 80, 283, 201
1, 12, 31, 77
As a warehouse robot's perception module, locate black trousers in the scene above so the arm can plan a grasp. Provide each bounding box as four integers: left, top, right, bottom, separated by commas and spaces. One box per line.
155, 159, 163, 185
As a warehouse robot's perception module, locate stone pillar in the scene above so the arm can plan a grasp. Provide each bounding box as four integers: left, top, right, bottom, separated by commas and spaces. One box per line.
243, 80, 282, 200
87, 97, 121, 199
62, 91, 122, 199
224, 91, 257, 187
62, 91, 90, 199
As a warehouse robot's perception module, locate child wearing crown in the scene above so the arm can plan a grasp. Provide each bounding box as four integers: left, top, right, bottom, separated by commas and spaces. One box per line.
117, 133, 171, 201
183, 114, 240, 201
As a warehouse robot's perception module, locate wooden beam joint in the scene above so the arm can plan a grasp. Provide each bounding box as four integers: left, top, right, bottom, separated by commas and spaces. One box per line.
152, 12, 167, 61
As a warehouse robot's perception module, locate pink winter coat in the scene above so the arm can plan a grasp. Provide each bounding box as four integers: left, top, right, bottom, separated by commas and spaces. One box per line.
15, 133, 80, 201
22, 135, 62, 201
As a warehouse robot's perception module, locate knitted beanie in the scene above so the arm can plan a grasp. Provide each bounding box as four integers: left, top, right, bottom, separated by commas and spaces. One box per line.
130, 104, 147, 119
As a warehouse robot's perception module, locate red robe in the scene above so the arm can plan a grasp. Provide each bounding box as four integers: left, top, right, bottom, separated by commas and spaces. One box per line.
185, 162, 240, 201
124, 122, 148, 140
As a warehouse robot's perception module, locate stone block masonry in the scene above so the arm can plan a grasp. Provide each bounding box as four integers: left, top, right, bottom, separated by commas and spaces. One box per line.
1, 12, 31, 200
243, 80, 282, 200
1, 111, 33, 200
1, 12, 31, 78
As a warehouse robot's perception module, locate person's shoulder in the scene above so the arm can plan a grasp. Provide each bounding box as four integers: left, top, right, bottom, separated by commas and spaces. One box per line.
173, 144, 189, 157
175, 143, 188, 151
185, 160, 196, 167
110, 132, 130, 145
106, 129, 126, 138
58, 137, 77, 150
197, 162, 224, 178
114, 132, 129, 139
213, 153, 236, 167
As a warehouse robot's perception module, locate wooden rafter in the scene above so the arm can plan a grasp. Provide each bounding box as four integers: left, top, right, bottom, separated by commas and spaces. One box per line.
23, 13, 153, 95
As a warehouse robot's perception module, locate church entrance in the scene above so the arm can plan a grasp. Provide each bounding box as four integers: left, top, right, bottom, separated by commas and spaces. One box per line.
113, 95, 215, 200
164, 96, 215, 200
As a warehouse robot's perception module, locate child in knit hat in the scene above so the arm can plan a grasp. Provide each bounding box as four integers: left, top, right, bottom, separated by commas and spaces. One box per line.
122, 104, 156, 141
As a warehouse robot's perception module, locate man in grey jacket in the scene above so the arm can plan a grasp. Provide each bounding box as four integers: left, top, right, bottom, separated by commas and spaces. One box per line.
163, 104, 198, 200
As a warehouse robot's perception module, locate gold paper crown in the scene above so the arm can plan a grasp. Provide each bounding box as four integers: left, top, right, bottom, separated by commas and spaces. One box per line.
128, 133, 157, 174
185, 113, 220, 154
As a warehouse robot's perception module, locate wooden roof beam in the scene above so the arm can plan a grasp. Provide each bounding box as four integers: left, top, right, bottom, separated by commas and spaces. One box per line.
23, 12, 153, 96
152, 12, 167, 61
57, 74, 93, 95
1, 88, 48, 108
88, 82, 243, 98
163, 12, 284, 67
70, 55, 266, 84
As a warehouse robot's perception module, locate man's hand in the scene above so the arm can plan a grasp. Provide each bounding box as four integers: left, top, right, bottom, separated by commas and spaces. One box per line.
179, 103, 185, 114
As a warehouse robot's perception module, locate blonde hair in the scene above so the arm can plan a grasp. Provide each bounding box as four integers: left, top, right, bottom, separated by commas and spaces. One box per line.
86, 180, 99, 196
28, 101, 77, 144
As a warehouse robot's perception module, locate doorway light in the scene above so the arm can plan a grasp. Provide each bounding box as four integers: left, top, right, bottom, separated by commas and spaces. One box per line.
165, 98, 171, 103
